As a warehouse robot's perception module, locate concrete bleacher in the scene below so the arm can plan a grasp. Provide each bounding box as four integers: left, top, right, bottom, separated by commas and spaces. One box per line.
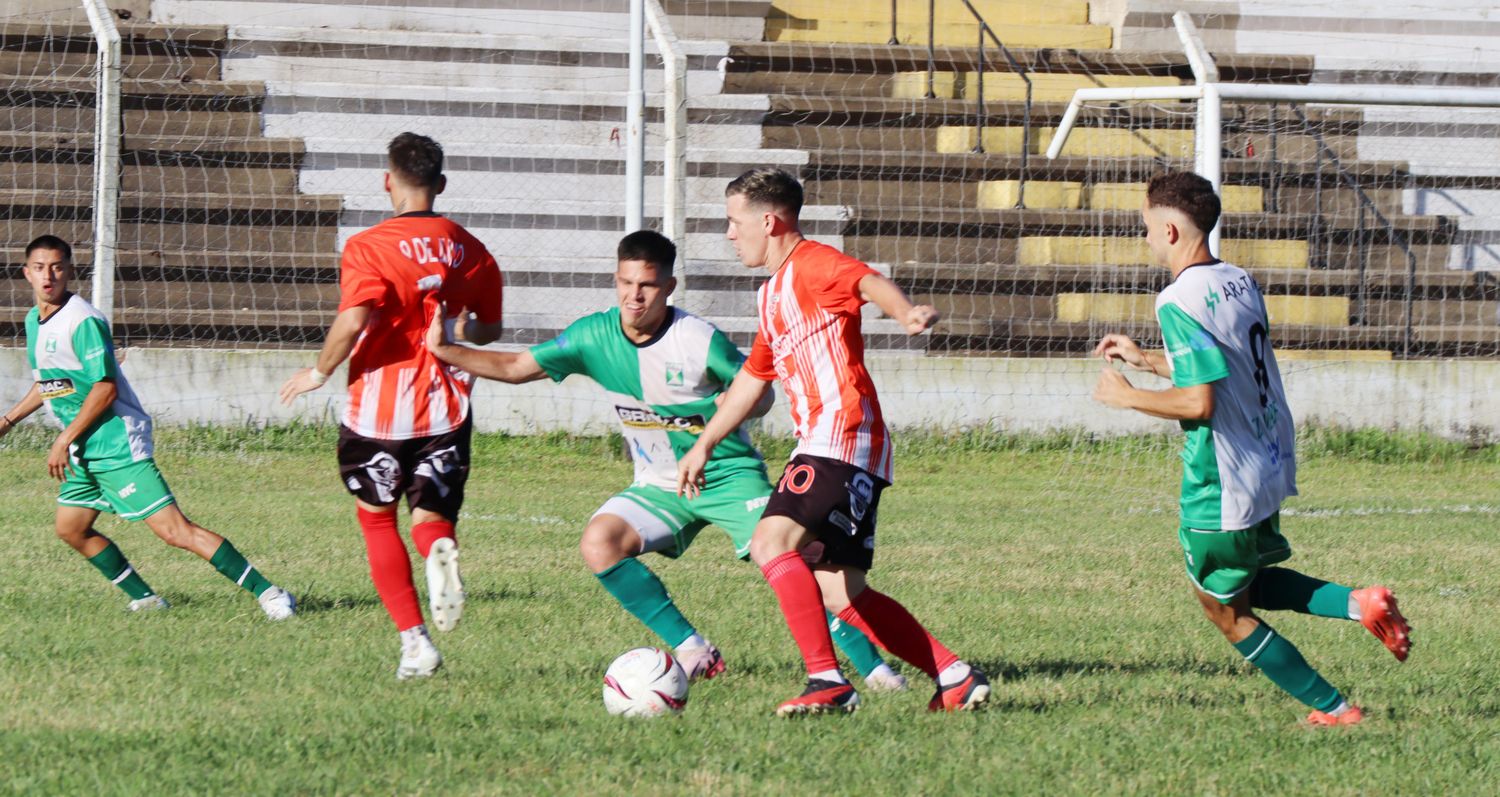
2, 0, 1496, 356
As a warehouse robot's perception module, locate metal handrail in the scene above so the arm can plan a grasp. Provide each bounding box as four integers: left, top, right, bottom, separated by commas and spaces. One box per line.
1289, 106, 1421, 358
912, 1, 1032, 207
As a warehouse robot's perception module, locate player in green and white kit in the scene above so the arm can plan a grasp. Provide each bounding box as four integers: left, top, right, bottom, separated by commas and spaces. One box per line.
1091, 173, 1411, 726
426, 230, 904, 687
0, 236, 295, 620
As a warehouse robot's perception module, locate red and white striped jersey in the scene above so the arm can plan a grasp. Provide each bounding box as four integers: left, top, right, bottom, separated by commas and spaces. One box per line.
338, 212, 503, 440
744, 239, 892, 482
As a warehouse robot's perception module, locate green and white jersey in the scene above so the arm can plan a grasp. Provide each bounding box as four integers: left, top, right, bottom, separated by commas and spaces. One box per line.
25, 293, 154, 471
530, 307, 765, 491
1157, 260, 1296, 531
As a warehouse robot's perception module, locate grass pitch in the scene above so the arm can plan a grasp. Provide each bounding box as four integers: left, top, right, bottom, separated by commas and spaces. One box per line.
2, 427, 1497, 795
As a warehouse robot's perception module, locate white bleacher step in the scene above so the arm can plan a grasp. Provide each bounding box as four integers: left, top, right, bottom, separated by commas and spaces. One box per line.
154, 0, 766, 41
336, 195, 851, 222
260, 82, 770, 113
225, 24, 732, 60
292, 138, 804, 166
333, 228, 847, 266
300, 170, 772, 207
233, 57, 726, 95
265, 114, 766, 152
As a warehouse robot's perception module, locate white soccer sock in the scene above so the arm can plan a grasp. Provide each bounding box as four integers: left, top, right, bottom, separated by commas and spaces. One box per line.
810, 668, 847, 685
400, 625, 430, 645
937, 660, 972, 687
1326, 699, 1351, 717
1347, 595, 1362, 621
675, 633, 708, 652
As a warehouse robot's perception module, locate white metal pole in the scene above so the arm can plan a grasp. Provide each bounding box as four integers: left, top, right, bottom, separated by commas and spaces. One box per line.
625, 0, 645, 234
82, 0, 120, 321
1201, 83, 1223, 253
644, 0, 686, 286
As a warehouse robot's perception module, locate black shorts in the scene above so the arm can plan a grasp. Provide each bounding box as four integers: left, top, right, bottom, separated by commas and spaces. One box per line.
336, 417, 472, 521
763, 453, 886, 571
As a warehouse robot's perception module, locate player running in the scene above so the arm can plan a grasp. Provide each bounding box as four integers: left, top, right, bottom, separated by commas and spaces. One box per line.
424, 229, 907, 689
677, 168, 991, 715
1091, 171, 1412, 726
280, 132, 503, 680
0, 235, 295, 619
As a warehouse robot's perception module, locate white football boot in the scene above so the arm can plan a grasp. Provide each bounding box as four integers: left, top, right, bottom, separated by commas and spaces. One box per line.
126, 595, 169, 612
397, 626, 443, 680
257, 586, 297, 621
424, 537, 464, 633
674, 639, 726, 681
863, 663, 910, 692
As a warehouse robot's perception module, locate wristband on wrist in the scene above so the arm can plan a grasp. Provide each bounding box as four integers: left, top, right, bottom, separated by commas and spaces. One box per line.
1, 414, 13, 428
308, 367, 329, 386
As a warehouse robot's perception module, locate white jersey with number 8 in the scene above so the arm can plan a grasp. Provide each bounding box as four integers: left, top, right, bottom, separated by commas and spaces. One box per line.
1156, 260, 1297, 531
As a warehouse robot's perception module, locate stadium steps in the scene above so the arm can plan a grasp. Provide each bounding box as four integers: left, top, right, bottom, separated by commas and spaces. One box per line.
0, 21, 224, 81
718, 29, 1500, 356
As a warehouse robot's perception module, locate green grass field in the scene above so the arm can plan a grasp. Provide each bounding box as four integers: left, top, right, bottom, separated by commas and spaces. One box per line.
2, 427, 1497, 795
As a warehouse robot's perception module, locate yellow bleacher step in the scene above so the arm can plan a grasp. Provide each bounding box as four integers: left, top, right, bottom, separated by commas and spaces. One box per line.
766, 21, 1112, 49
961, 73, 1181, 103
889, 72, 957, 99
771, 0, 1088, 26
1019, 238, 1309, 269
977, 180, 1083, 209
1090, 183, 1264, 213
935, 125, 1031, 154
1057, 294, 1350, 326
936, 126, 1194, 157
1039, 126, 1194, 158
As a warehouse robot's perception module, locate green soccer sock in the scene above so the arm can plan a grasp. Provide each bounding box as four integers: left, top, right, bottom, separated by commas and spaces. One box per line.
828, 611, 886, 678
596, 558, 696, 648
208, 540, 272, 598
1232, 621, 1343, 711
86, 541, 157, 601
1250, 567, 1354, 620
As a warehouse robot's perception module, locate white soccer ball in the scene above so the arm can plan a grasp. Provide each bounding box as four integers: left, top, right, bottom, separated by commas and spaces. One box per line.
602, 646, 689, 718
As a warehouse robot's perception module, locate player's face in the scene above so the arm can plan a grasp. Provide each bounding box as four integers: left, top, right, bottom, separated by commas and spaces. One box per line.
23, 248, 70, 306
1141, 201, 1172, 268
725, 193, 770, 268
615, 258, 675, 331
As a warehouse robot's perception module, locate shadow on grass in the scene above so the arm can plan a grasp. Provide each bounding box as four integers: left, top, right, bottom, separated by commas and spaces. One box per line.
291, 587, 537, 615
980, 657, 1240, 682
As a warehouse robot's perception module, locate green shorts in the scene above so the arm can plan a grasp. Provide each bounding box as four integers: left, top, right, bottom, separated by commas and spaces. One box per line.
57, 457, 177, 521
1179, 513, 1292, 603
593, 470, 772, 560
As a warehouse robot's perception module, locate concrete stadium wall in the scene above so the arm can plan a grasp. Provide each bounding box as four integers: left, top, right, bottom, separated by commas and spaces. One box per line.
2, 348, 1496, 440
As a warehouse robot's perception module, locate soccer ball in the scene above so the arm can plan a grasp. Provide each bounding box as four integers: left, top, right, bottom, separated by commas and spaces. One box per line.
602, 647, 689, 717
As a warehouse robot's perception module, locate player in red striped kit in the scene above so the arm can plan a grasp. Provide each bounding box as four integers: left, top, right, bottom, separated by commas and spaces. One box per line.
677, 168, 990, 715
280, 132, 503, 679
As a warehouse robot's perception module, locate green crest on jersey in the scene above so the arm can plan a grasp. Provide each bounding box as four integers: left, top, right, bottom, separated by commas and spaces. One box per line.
1204, 287, 1222, 316
44, 335, 57, 352
665, 362, 684, 386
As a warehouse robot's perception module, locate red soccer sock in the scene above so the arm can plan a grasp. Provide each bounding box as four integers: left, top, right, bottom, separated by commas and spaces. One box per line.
357, 507, 423, 631
411, 519, 455, 559
837, 588, 959, 680
760, 551, 840, 676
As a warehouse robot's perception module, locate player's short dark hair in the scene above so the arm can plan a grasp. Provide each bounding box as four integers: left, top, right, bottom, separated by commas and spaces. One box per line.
1146, 171, 1221, 235
617, 229, 677, 277
726, 167, 804, 217
387, 132, 444, 189
25, 235, 72, 262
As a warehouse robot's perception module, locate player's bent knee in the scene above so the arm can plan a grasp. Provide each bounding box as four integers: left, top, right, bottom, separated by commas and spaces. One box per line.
580, 517, 639, 572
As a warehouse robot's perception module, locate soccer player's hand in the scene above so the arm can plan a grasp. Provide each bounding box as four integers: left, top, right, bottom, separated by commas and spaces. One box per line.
426, 304, 451, 354
278, 369, 324, 405
902, 304, 940, 335
1092, 366, 1135, 409
676, 444, 709, 499
1093, 334, 1149, 370
46, 437, 72, 480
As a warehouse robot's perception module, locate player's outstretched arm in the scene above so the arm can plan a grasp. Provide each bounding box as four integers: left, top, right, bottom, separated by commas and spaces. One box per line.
425, 310, 545, 384
1092, 334, 1169, 377
678, 369, 770, 498
0, 384, 43, 439
280, 305, 371, 404
1093, 367, 1214, 421
47, 380, 118, 479
859, 272, 939, 334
